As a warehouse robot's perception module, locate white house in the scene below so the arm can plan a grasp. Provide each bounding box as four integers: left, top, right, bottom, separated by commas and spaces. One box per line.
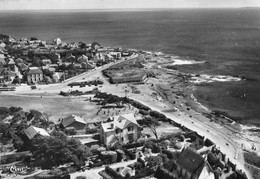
24, 126, 50, 140
100, 113, 141, 146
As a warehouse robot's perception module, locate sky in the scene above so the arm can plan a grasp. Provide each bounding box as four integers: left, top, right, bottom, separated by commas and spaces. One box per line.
0, 0, 259, 10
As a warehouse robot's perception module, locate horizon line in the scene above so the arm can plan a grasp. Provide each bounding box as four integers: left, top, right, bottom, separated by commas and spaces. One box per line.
0, 7, 259, 12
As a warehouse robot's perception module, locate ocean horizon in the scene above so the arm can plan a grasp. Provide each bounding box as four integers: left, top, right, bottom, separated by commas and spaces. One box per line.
0, 8, 260, 127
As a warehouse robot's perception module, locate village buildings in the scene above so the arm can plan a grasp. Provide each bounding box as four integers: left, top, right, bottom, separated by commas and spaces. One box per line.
100, 113, 141, 146
26, 67, 44, 84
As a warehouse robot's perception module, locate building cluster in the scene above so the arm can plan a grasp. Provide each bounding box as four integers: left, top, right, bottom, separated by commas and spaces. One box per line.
13, 110, 247, 179
0, 35, 131, 85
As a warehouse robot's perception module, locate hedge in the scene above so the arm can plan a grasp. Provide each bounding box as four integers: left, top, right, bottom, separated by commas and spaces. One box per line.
150, 110, 166, 119
131, 101, 150, 111
101, 151, 117, 164
139, 109, 150, 115
162, 150, 178, 160
89, 161, 103, 168
105, 166, 123, 179
137, 158, 146, 167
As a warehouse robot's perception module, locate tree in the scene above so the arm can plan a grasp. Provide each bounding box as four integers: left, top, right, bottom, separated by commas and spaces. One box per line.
28, 110, 50, 128
79, 42, 86, 49
0, 107, 10, 119
12, 76, 21, 85
146, 156, 163, 169
30, 37, 38, 41
31, 56, 42, 67
30, 131, 92, 169
142, 116, 160, 139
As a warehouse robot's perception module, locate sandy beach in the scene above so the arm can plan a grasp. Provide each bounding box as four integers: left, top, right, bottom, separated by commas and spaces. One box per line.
1, 55, 258, 179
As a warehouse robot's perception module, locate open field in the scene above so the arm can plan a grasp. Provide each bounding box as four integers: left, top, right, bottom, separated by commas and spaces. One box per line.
0, 95, 96, 123
0, 93, 140, 124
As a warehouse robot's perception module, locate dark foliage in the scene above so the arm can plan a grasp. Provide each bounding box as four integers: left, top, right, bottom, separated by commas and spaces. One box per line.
154, 165, 178, 179
122, 141, 145, 150
30, 131, 92, 169
105, 166, 123, 179
124, 149, 136, 160
162, 150, 178, 160
150, 110, 166, 119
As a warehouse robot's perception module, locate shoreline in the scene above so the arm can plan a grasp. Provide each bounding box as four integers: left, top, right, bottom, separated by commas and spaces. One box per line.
156, 56, 260, 128
0, 43, 258, 178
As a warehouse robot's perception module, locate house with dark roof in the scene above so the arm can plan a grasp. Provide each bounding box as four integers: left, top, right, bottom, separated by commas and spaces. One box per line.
100, 113, 141, 146
65, 54, 76, 62
7, 58, 19, 73
82, 60, 96, 69
61, 114, 87, 131
77, 55, 89, 63
176, 147, 215, 179
27, 67, 43, 84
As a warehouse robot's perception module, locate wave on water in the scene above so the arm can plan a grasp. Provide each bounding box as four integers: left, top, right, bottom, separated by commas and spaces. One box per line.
241, 125, 260, 133
190, 94, 211, 112
190, 74, 242, 84
157, 55, 242, 84
169, 59, 205, 66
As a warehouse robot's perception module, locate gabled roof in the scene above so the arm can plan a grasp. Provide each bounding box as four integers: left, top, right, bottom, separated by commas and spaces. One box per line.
27, 69, 42, 75
78, 55, 88, 59
176, 147, 205, 175
24, 126, 50, 139
77, 55, 88, 62
27, 67, 43, 75
101, 113, 139, 133
66, 54, 75, 59
61, 114, 86, 128
105, 54, 113, 58
8, 58, 15, 65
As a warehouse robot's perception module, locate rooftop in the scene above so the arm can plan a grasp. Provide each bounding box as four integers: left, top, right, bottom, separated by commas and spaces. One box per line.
24, 126, 50, 139
61, 114, 86, 128
101, 113, 139, 133
27, 67, 43, 75
176, 147, 205, 175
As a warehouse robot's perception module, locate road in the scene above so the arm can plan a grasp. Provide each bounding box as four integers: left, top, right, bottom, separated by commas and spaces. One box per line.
1, 52, 251, 179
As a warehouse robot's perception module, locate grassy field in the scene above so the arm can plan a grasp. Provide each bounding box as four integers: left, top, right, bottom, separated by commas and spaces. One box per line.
0, 94, 138, 123
0, 95, 99, 123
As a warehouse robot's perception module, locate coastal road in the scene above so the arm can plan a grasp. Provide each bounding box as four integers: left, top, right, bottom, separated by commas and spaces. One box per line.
1, 52, 251, 178
124, 93, 251, 178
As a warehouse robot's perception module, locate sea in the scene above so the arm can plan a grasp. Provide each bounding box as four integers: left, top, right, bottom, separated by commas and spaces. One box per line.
0, 8, 260, 127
